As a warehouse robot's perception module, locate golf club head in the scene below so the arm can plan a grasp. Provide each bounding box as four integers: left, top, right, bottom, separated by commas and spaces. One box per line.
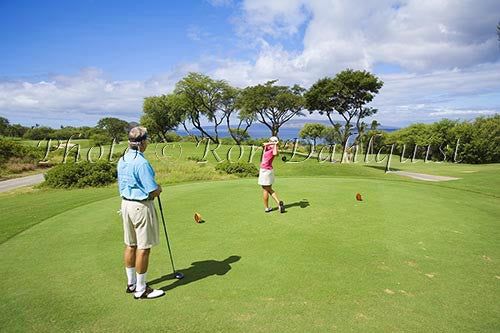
174, 272, 184, 279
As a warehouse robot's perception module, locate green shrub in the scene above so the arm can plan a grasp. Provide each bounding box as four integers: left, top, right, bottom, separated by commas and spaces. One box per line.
22, 126, 55, 140
220, 137, 236, 145
187, 155, 205, 162
164, 132, 182, 142
90, 134, 112, 146
215, 161, 259, 177
44, 161, 117, 188
0, 137, 44, 166
181, 135, 198, 143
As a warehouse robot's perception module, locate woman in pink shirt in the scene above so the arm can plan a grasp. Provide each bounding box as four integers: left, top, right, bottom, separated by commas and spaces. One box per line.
258, 136, 285, 213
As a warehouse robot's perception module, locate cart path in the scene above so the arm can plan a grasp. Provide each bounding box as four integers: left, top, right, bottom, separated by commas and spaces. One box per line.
388, 171, 460, 182
0, 173, 45, 192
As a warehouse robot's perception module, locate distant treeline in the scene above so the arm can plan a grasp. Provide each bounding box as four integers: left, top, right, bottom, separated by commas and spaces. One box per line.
362, 115, 499, 164
0, 117, 135, 145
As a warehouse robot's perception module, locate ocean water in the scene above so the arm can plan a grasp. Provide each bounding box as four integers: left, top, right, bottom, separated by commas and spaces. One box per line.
176, 124, 397, 141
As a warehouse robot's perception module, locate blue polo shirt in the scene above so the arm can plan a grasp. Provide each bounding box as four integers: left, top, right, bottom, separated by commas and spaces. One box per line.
117, 150, 158, 200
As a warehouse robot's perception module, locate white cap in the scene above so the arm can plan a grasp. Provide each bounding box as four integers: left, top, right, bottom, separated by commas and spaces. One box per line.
269, 136, 279, 143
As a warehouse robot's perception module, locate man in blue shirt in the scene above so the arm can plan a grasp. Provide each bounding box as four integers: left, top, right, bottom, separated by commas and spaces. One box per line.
117, 127, 164, 300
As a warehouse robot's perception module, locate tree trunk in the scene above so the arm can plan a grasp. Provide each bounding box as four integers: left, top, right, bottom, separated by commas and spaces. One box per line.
182, 121, 201, 143
226, 117, 240, 145
271, 125, 279, 137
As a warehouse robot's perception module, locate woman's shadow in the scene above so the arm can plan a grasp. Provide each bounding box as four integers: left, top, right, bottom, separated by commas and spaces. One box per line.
148, 255, 241, 291
282, 199, 309, 212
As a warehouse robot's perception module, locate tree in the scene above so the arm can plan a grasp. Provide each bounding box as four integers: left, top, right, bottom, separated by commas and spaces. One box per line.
305, 69, 383, 155
141, 94, 184, 142
223, 89, 254, 145
323, 123, 343, 145
370, 120, 381, 130
228, 128, 250, 144
8, 124, 29, 137
175, 72, 237, 144
23, 126, 54, 140
299, 123, 327, 146
96, 117, 129, 141
237, 80, 305, 137
451, 115, 500, 164
0, 117, 9, 136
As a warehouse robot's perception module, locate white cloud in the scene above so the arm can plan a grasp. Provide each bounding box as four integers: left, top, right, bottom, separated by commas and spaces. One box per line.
209, 0, 500, 125
234, 0, 500, 73
2, 0, 499, 128
368, 63, 500, 125
238, 0, 310, 37
429, 109, 497, 117
2, 62, 498, 127
0, 67, 192, 126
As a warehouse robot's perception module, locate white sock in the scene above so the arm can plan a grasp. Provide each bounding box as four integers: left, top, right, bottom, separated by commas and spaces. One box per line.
126, 267, 136, 285
136, 272, 147, 292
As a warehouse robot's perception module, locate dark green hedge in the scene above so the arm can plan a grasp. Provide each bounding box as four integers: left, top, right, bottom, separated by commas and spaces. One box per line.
215, 161, 259, 177
44, 161, 117, 188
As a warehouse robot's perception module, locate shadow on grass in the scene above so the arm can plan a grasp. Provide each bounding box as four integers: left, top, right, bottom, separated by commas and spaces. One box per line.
364, 165, 402, 172
148, 255, 241, 291
283, 199, 310, 212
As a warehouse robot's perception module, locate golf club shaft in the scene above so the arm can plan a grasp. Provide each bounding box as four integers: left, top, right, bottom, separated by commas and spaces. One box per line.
157, 196, 177, 273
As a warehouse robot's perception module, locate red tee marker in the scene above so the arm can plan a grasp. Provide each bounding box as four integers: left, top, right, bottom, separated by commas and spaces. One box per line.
194, 212, 203, 223
356, 193, 362, 201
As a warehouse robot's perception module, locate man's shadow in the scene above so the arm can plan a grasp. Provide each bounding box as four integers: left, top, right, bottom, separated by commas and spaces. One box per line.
148, 255, 241, 291
282, 199, 310, 212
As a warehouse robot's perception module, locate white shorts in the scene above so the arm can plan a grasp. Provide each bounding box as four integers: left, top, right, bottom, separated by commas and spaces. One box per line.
258, 168, 275, 186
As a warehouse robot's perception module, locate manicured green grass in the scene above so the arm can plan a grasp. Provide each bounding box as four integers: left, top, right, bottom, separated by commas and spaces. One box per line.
1, 141, 499, 331
0, 186, 116, 244
0, 176, 499, 332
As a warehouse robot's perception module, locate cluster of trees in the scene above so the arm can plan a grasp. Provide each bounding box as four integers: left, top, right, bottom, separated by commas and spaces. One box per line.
298, 120, 382, 146
298, 115, 499, 164
0, 116, 133, 144
142, 69, 384, 147
377, 115, 500, 164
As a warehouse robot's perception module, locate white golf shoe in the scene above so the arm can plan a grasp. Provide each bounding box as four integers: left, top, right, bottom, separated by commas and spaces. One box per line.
134, 285, 165, 299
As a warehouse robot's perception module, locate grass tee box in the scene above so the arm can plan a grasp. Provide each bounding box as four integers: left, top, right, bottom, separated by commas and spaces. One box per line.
0, 167, 499, 331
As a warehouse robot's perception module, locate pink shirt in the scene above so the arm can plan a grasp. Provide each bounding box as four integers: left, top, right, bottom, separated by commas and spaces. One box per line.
260, 145, 275, 170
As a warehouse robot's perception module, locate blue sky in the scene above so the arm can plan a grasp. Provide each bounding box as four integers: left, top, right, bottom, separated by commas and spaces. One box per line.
0, 0, 236, 80
0, 0, 499, 128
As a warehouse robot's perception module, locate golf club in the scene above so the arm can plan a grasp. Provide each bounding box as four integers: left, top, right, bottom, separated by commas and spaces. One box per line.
157, 196, 184, 279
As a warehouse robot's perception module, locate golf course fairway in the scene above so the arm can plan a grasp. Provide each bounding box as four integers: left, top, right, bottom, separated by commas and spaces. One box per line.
1, 177, 498, 332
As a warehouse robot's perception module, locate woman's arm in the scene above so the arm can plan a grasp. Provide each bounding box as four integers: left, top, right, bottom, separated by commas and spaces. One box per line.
272, 143, 279, 156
